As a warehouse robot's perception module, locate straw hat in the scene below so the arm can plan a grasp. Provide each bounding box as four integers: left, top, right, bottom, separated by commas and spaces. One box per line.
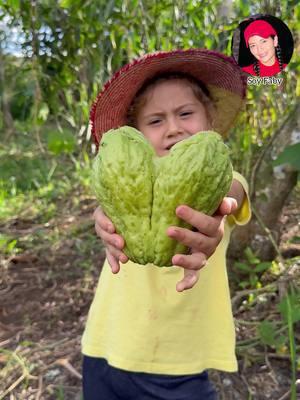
90, 49, 247, 146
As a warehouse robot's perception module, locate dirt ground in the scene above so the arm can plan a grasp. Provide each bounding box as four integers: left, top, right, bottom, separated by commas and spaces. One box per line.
0, 191, 299, 400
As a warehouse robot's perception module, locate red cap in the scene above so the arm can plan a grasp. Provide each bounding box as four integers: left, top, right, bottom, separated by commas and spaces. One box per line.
244, 20, 277, 47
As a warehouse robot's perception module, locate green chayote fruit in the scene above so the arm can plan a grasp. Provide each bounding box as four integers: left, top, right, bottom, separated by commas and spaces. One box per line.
92, 126, 233, 267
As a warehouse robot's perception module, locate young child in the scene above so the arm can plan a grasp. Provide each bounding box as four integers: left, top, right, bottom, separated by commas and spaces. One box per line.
82, 49, 251, 400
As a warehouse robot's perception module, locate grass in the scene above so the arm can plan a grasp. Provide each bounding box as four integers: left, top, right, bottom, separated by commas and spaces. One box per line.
0, 129, 93, 225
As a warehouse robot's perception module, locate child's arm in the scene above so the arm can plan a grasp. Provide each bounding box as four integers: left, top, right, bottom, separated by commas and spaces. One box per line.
226, 179, 245, 210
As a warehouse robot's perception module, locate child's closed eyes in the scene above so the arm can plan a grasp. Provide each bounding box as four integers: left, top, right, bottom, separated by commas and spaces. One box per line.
147, 110, 194, 126
148, 117, 163, 126
179, 110, 194, 118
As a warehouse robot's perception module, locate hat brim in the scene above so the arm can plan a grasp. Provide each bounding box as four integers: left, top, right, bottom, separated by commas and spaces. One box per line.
91, 49, 247, 146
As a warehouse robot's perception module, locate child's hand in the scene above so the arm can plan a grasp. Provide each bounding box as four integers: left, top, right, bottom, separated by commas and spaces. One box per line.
93, 207, 128, 273
167, 197, 238, 292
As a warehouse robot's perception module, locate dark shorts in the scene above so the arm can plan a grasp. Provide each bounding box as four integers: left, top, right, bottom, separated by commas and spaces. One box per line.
82, 356, 218, 400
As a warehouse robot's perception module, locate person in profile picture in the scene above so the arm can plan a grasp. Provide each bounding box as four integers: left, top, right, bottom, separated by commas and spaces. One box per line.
233, 15, 294, 77
242, 20, 285, 76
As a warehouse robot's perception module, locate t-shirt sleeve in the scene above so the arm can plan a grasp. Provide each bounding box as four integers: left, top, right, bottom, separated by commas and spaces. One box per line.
227, 171, 252, 227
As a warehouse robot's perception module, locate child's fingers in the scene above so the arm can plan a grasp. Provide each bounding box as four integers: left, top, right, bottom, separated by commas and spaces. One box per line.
106, 249, 121, 274
216, 197, 238, 216
93, 206, 115, 233
175, 205, 223, 237
172, 252, 207, 271
105, 239, 128, 264
106, 248, 129, 273
93, 207, 129, 266
95, 218, 105, 239
106, 243, 128, 264
176, 270, 200, 292
100, 228, 125, 250
167, 227, 220, 258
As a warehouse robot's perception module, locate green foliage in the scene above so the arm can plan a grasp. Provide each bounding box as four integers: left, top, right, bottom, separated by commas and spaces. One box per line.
278, 289, 300, 325
0, 151, 49, 193
71, 150, 92, 189
0, 233, 20, 255
258, 320, 286, 350
3, 58, 36, 121
256, 289, 300, 400
1, 1, 299, 176
0, 126, 92, 223
47, 129, 76, 154
279, 289, 300, 400
273, 143, 300, 171
55, 386, 65, 400
234, 247, 272, 289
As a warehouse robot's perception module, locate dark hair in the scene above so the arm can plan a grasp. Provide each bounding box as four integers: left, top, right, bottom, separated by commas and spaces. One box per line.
126, 72, 216, 128
253, 36, 284, 76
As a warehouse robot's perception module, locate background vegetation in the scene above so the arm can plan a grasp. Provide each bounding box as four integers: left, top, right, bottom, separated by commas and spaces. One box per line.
0, 0, 299, 399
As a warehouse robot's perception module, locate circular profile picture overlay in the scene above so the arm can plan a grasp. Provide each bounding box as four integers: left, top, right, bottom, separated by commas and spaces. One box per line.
232, 14, 294, 77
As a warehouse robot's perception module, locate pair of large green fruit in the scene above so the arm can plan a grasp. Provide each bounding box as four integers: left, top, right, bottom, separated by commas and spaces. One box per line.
92, 126, 232, 267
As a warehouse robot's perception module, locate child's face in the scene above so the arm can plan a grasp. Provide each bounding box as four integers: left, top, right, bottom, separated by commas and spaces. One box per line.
136, 80, 210, 157
248, 35, 278, 66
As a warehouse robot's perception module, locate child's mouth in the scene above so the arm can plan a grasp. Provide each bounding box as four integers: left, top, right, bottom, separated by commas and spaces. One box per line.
165, 142, 177, 150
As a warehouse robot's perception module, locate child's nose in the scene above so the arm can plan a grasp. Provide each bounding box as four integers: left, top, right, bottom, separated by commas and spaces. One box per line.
167, 118, 182, 137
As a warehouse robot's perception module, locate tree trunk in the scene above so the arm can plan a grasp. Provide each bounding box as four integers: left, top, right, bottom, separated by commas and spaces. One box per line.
29, 0, 45, 153
0, 51, 15, 137
228, 101, 300, 261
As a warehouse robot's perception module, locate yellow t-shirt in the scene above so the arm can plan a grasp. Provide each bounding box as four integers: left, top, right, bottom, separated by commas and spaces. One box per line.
82, 171, 251, 375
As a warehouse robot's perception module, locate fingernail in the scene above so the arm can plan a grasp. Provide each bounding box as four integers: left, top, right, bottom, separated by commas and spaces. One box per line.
175, 256, 184, 264
177, 206, 187, 217
168, 227, 178, 236
119, 254, 127, 263
176, 283, 184, 292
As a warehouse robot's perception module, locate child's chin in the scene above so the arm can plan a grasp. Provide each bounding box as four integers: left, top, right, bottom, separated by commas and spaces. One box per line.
157, 149, 169, 157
